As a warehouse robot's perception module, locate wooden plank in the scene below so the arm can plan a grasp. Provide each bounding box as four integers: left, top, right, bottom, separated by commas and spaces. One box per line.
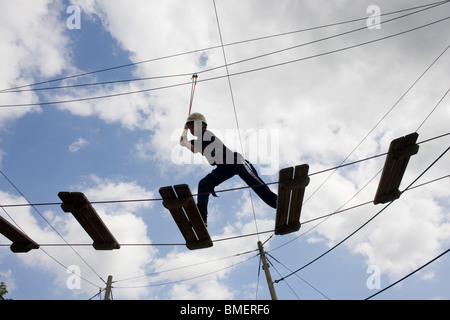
275, 165, 310, 235
159, 185, 213, 250
67, 193, 105, 242
59, 192, 117, 246
58, 192, 120, 250
0, 215, 39, 253
159, 186, 197, 244
275, 167, 294, 234
287, 164, 310, 228
374, 133, 419, 204
174, 185, 211, 242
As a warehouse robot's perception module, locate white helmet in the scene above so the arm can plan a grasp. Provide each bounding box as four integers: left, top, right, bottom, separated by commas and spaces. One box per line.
186, 112, 207, 125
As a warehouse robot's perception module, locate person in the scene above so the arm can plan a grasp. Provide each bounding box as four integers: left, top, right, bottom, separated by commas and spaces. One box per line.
180, 112, 277, 226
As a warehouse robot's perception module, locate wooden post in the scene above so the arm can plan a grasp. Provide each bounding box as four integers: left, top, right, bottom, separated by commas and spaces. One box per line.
257, 241, 278, 300
104, 275, 113, 300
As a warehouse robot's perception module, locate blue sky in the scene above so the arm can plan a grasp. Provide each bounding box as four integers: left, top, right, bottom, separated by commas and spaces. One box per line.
0, 0, 449, 300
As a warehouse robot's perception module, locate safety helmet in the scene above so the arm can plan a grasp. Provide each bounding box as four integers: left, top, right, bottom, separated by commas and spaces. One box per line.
186, 112, 207, 125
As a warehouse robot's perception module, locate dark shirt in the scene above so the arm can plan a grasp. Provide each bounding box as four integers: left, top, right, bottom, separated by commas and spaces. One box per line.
190, 129, 239, 166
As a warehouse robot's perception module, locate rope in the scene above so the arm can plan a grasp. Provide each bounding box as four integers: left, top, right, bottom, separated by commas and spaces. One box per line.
212, 0, 260, 240
188, 74, 198, 116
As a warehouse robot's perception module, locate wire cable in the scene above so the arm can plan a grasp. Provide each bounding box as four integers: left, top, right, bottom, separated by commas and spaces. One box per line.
212, 0, 260, 240
3, 173, 446, 250
0, 131, 447, 209
0, 169, 107, 286
268, 168, 383, 254
267, 252, 331, 300
3, 0, 447, 94
274, 145, 450, 284
255, 253, 262, 300
113, 253, 258, 289
265, 254, 300, 299
1, 1, 448, 299
0, 1, 442, 99
365, 247, 450, 299
416, 87, 450, 132
222, 2, 449, 72
3, 0, 443, 95
113, 248, 257, 284
1, 15, 449, 108
303, 40, 450, 206
0, 200, 102, 289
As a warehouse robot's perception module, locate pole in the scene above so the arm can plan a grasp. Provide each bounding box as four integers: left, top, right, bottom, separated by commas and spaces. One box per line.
104, 275, 113, 300
257, 241, 278, 300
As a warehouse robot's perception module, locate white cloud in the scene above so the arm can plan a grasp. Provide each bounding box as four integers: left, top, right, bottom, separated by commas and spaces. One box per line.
0, 176, 158, 299
169, 279, 235, 300
70, 0, 449, 293
0, 269, 17, 296
69, 138, 89, 153
421, 271, 435, 281
350, 193, 450, 281
1, 0, 449, 299
116, 189, 270, 300
0, 0, 71, 128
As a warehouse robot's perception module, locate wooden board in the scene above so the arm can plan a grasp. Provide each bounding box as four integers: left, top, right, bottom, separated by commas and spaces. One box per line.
159, 184, 213, 250
0, 215, 39, 253
58, 192, 120, 250
374, 133, 419, 204
275, 164, 310, 235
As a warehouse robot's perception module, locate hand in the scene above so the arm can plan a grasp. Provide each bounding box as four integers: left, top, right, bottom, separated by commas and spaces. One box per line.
180, 126, 189, 146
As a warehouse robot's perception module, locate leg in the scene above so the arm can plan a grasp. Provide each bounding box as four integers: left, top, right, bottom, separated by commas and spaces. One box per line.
237, 160, 277, 208
197, 166, 236, 222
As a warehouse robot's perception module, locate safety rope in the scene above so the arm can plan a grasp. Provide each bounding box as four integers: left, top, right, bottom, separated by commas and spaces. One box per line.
188, 73, 198, 116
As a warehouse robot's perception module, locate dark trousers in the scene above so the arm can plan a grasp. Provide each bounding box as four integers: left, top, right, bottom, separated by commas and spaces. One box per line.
197, 156, 277, 221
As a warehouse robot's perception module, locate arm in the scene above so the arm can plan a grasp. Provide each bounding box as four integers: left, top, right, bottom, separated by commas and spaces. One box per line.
180, 125, 196, 153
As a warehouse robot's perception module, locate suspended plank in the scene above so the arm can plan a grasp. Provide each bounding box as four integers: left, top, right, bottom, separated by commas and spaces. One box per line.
58, 192, 120, 250
159, 184, 212, 250
374, 132, 419, 204
0, 215, 39, 253
275, 164, 310, 235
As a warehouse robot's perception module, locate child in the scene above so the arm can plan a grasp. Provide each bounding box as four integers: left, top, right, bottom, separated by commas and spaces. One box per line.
180, 112, 277, 226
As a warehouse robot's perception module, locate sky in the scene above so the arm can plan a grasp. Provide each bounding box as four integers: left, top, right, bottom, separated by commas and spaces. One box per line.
0, 0, 449, 300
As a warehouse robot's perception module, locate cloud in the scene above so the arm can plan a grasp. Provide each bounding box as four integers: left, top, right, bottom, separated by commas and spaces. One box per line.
50, 0, 216, 131
169, 279, 234, 300
0, 176, 158, 299
0, 149, 5, 169
0, 269, 17, 296
1, 0, 449, 299
351, 193, 450, 281
69, 138, 89, 153
0, 0, 71, 128
112, 189, 270, 300
65, 0, 450, 291
79, 174, 156, 213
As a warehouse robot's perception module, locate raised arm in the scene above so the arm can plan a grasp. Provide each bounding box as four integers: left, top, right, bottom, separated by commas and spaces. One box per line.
180, 125, 195, 153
